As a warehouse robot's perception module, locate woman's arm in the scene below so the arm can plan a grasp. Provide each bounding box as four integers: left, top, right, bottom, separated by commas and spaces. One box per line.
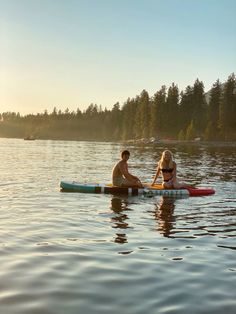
151, 165, 160, 185
172, 162, 177, 182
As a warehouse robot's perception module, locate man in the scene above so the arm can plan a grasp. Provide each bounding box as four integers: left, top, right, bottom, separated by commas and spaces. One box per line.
112, 150, 143, 187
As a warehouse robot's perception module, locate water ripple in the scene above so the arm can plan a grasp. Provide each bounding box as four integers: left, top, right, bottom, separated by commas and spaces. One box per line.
0, 139, 235, 314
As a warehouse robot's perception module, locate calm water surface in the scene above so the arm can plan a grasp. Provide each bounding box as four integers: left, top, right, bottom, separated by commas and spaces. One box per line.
0, 138, 236, 314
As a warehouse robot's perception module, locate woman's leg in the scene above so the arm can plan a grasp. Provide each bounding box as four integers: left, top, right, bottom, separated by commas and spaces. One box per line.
162, 178, 186, 189
173, 179, 188, 189
162, 180, 173, 189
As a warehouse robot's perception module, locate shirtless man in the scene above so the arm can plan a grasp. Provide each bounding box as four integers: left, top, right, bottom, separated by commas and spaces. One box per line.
112, 150, 143, 187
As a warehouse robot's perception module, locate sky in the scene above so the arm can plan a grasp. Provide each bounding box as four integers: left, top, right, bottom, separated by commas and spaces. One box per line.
0, 0, 236, 115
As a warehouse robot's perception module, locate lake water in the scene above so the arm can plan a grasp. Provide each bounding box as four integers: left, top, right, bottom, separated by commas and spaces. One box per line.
0, 138, 236, 314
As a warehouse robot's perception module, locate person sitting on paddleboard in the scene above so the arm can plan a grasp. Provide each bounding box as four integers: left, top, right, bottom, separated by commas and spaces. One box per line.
112, 150, 143, 187
151, 150, 186, 189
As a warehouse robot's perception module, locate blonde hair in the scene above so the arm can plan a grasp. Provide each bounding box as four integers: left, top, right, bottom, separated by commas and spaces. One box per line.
159, 150, 174, 169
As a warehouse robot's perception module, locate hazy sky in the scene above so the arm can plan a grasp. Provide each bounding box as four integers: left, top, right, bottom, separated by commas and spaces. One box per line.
1, 0, 236, 115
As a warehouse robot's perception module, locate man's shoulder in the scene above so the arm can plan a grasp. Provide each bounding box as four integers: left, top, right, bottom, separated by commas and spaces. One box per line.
118, 159, 126, 166
114, 160, 124, 167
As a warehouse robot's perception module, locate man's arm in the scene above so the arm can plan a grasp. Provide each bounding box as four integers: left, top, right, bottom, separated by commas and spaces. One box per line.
119, 162, 137, 181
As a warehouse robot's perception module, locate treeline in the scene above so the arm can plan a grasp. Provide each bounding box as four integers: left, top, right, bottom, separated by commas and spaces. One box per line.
0, 73, 235, 141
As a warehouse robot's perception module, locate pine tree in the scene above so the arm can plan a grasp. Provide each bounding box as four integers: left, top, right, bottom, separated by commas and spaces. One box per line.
219, 73, 236, 140
178, 129, 185, 141
166, 83, 179, 133
133, 96, 142, 139
179, 86, 194, 131
110, 102, 121, 140
192, 79, 206, 133
185, 120, 196, 140
207, 79, 222, 139
139, 90, 150, 138
150, 86, 166, 137
204, 121, 216, 141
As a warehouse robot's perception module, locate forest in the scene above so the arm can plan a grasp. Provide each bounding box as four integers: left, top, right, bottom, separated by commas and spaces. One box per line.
0, 73, 235, 142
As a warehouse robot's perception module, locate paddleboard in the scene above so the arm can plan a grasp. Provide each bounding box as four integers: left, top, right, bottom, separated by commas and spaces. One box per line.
60, 181, 215, 197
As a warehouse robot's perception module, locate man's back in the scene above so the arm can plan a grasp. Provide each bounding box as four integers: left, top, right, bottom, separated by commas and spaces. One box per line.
112, 160, 126, 180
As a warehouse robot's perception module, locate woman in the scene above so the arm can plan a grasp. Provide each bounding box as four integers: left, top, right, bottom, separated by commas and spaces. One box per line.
151, 150, 186, 189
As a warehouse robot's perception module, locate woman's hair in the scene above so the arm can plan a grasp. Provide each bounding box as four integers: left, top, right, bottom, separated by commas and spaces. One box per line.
159, 150, 174, 168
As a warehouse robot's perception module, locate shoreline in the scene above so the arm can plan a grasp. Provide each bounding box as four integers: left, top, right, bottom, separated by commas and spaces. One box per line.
0, 136, 236, 147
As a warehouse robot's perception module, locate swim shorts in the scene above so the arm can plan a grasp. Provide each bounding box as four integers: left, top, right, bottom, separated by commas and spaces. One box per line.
112, 176, 128, 186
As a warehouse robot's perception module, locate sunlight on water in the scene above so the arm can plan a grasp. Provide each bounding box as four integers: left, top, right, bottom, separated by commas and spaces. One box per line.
0, 138, 235, 314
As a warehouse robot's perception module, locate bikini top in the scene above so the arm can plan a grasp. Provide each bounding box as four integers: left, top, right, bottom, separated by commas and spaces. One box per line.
161, 168, 174, 173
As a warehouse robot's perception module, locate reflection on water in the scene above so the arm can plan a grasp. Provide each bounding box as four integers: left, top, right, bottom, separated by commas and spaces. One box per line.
154, 197, 176, 237
110, 197, 130, 244
0, 139, 235, 314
